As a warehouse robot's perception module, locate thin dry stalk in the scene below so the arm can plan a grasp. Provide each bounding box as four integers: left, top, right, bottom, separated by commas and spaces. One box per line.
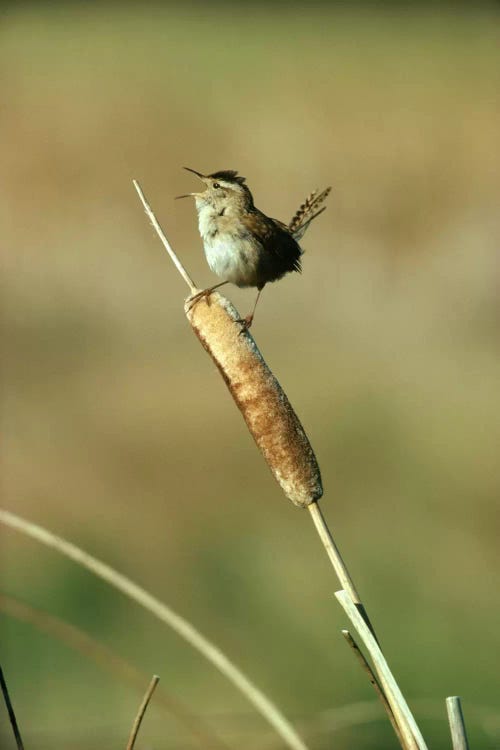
336, 591, 427, 750
0, 664, 24, 750
134, 180, 197, 293
0, 508, 309, 750
446, 696, 470, 750
126, 675, 160, 750
342, 630, 405, 748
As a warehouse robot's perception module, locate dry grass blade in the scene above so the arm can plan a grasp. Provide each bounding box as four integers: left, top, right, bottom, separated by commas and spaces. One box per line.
0, 593, 228, 750
126, 675, 160, 750
0, 508, 309, 750
336, 591, 427, 750
0, 664, 24, 750
446, 696, 470, 750
342, 630, 405, 748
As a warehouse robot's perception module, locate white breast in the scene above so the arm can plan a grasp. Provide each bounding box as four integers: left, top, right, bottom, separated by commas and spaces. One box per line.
196, 204, 259, 288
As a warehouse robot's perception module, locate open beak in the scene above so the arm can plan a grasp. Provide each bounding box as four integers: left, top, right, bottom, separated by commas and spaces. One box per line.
175, 166, 206, 199
183, 167, 204, 179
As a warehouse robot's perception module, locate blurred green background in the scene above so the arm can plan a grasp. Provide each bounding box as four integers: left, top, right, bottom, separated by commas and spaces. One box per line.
1, 2, 500, 748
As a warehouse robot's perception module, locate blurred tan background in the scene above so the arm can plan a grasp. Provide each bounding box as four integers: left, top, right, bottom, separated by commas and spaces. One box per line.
1, 3, 500, 748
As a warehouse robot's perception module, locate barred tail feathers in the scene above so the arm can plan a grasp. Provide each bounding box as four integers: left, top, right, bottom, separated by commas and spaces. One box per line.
289, 186, 331, 240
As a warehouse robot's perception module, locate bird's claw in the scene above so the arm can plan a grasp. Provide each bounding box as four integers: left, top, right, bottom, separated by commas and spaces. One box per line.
187, 288, 213, 312
237, 315, 253, 334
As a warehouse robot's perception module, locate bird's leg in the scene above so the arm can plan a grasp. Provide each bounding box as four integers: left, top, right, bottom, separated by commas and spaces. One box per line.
187, 281, 229, 311
238, 287, 264, 332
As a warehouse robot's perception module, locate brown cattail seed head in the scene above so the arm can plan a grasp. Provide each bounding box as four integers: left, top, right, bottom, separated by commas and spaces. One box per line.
185, 292, 323, 508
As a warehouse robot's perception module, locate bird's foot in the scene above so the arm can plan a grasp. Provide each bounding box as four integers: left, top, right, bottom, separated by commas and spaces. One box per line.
237, 314, 254, 334
187, 282, 230, 312
187, 287, 215, 312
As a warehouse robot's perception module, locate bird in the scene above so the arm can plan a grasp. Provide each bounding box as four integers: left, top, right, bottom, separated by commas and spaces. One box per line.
177, 167, 330, 328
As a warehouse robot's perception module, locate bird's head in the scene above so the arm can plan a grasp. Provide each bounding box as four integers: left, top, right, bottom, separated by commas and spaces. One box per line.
177, 168, 254, 215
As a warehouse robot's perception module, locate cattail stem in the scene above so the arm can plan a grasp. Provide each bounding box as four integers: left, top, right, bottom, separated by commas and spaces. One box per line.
308, 502, 360, 603
132, 180, 428, 750
308, 502, 378, 642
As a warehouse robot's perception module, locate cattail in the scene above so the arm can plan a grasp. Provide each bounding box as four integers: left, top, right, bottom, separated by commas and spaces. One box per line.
185, 293, 323, 508
132, 179, 323, 508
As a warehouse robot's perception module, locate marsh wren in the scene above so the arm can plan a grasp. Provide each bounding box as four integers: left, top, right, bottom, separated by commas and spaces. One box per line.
177, 168, 330, 328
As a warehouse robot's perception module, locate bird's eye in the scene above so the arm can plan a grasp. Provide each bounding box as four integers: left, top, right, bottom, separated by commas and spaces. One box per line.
213, 182, 220, 189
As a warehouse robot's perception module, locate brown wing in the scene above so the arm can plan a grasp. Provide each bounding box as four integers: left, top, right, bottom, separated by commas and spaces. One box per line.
241, 211, 302, 283
268, 218, 303, 273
